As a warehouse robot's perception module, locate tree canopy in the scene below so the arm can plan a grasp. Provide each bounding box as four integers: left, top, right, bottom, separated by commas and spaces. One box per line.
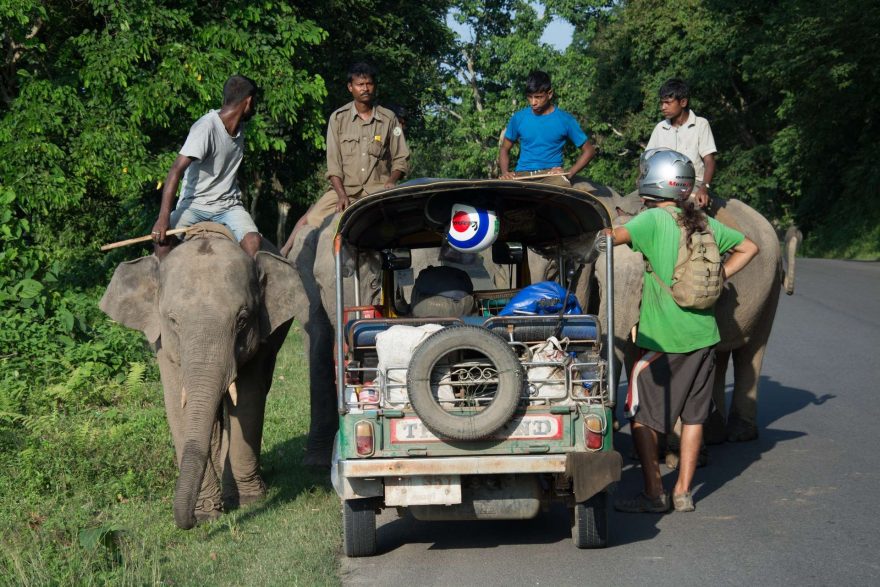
1, 0, 878, 420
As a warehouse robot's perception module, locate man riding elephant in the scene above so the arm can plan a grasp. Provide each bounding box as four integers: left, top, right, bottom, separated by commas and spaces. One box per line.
280, 62, 410, 256
498, 70, 596, 184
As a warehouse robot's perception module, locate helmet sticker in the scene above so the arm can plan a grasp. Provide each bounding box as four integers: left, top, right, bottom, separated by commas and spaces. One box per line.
447, 204, 500, 253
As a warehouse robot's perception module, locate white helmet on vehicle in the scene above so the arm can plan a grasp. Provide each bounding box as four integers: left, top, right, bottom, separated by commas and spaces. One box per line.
638, 148, 695, 201
447, 203, 500, 253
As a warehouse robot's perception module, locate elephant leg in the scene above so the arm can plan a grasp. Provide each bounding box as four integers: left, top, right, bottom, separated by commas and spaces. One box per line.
222, 371, 268, 507
289, 226, 339, 468
221, 324, 289, 506
158, 349, 223, 519
303, 305, 338, 467
726, 340, 766, 442
705, 349, 731, 445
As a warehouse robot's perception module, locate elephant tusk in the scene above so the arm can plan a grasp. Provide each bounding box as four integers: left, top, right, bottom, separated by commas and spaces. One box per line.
181, 386, 187, 410
228, 381, 238, 406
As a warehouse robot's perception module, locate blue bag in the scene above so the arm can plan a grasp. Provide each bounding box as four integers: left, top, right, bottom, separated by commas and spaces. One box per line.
499, 281, 583, 316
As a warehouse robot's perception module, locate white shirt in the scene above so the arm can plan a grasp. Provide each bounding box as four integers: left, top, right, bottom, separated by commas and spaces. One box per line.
646, 110, 717, 182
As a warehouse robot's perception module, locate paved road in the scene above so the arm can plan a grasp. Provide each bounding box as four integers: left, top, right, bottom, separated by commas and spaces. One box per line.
341, 259, 880, 586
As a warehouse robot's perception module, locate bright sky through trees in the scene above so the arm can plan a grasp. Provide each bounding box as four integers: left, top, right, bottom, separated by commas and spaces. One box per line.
446, 5, 574, 51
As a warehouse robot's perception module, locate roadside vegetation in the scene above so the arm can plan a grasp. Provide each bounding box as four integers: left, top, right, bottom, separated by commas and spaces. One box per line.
0, 327, 341, 586
1, 0, 878, 584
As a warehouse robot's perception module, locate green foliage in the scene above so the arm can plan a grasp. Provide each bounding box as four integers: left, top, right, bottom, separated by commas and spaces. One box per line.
565, 0, 879, 255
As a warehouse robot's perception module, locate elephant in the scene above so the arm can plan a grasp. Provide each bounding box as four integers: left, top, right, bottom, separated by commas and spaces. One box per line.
284, 217, 383, 467
593, 192, 799, 447
100, 223, 298, 529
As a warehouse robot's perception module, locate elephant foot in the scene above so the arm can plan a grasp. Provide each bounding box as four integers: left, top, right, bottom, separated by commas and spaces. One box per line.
194, 497, 223, 524
303, 432, 335, 468
703, 410, 727, 445
727, 417, 759, 442
302, 447, 332, 468
223, 478, 267, 510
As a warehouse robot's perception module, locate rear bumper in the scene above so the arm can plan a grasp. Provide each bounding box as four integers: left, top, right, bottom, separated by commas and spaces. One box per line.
340, 454, 568, 478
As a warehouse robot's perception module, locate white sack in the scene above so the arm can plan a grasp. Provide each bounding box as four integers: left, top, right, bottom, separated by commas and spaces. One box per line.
376, 324, 454, 408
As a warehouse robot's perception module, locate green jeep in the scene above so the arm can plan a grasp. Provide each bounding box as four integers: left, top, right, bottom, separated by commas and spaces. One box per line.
328, 179, 622, 556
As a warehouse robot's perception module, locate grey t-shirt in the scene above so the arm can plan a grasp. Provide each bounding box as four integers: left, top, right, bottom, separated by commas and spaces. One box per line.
178, 110, 244, 210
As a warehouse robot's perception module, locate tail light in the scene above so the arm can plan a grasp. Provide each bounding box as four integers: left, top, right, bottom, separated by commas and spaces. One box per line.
355, 420, 375, 456
585, 414, 605, 451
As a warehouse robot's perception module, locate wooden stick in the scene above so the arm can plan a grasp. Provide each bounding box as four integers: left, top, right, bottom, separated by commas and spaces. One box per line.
100, 227, 193, 251
503, 172, 571, 182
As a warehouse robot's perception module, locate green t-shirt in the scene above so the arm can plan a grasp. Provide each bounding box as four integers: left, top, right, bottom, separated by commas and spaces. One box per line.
625, 206, 745, 353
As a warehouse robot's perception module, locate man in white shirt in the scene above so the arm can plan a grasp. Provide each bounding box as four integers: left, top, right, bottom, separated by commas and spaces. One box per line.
646, 79, 717, 208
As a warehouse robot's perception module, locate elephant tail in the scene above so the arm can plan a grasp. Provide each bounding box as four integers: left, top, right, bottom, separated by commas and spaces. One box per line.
783, 225, 802, 295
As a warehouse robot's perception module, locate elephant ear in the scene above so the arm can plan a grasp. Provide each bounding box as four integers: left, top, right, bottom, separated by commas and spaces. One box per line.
255, 250, 298, 336
99, 255, 161, 344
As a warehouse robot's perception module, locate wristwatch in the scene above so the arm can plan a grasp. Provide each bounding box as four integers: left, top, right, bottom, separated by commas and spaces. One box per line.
704, 183, 712, 189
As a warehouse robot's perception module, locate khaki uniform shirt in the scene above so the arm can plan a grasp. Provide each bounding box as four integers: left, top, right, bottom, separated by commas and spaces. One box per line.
325, 102, 410, 194
646, 110, 717, 183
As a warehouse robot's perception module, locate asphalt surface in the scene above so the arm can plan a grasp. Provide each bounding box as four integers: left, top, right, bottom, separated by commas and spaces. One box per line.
341, 259, 880, 586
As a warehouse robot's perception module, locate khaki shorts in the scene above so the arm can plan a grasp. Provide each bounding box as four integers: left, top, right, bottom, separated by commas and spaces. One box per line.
305, 187, 376, 228
624, 347, 715, 434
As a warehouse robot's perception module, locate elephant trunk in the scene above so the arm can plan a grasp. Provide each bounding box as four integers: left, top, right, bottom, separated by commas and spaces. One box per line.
173, 330, 236, 530
783, 225, 801, 295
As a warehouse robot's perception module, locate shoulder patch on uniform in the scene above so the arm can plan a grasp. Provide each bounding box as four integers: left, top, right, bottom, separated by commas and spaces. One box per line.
393, 127, 402, 137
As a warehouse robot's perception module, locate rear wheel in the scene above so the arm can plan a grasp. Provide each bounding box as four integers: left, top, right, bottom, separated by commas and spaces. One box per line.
570, 492, 608, 549
343, 498, 377, 557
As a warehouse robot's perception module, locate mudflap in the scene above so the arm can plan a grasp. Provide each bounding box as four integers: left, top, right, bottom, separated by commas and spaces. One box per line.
564, 451, 623, 502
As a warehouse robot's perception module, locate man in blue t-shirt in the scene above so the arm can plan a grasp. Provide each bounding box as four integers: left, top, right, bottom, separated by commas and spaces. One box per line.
499, 70, 596, 180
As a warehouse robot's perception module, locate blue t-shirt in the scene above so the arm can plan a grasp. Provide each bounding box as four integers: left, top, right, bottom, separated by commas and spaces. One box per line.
505, 107, 588, 171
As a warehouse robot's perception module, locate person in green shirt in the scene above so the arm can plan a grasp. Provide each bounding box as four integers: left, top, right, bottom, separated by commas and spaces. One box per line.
605, 148, 758, 513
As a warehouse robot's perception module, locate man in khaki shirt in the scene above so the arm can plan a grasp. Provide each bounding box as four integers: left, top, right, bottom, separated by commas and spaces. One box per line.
304, 62, 410, 228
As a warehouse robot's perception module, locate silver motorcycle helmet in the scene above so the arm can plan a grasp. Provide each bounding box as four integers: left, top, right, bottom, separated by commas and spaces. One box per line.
638, 148, 696, 201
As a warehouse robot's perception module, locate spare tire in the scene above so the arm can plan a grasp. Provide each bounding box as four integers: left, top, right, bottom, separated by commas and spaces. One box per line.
407, 326, 523, 440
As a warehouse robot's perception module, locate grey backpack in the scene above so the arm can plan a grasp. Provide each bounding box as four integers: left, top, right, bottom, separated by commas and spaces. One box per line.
647, 208, 722, 310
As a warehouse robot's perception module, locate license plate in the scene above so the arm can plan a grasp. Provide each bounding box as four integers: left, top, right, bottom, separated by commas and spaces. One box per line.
385, 474, 462, 506
390, 414, 564, 443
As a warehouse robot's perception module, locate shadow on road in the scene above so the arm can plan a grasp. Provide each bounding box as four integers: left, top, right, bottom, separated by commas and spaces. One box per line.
375, 508, 572, 553
608, 374, 829, 544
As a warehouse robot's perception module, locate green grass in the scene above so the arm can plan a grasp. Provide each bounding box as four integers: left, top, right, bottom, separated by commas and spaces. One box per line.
0, 325, 342, 586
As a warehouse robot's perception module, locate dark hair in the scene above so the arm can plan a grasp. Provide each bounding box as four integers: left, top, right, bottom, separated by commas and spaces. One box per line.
659, 78, 689, 102
676, 196, 708, 243
525, 70, 552, 94
223, 75, 258, 106
348, 62, 377, 83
